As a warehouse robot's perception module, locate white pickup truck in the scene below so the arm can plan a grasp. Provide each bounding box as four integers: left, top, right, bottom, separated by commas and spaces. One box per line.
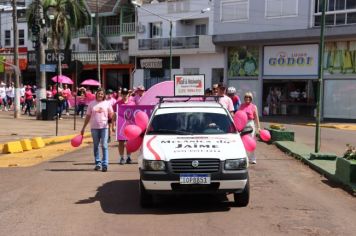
138, 98, 250, 207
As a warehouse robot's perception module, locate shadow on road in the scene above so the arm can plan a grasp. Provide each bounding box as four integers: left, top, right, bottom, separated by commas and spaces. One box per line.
75, 180, 232, 215
46, 168, 94, 172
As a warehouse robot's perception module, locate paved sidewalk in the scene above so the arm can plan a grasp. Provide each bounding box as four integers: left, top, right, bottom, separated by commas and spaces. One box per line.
0, 111, 84, 144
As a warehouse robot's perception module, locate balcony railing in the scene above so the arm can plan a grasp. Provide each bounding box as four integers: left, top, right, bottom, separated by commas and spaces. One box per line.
72, 25, 93, 38
120, 22, 135, 36
138, 36, 199, 50
72, 23, 135, 38
72, 51, 122, 63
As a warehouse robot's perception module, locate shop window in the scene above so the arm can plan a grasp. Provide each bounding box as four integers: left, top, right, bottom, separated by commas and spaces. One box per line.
265, 0, 298, 18
5, 30, 11, 46
220, 0, 249, 22
314, 0, 356, 26
18, 29, 25, 46
195, 24, 207, 35
149, 22, 162, 38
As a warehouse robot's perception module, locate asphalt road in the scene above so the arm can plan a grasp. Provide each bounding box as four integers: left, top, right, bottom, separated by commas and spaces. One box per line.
0, 142, 355, 236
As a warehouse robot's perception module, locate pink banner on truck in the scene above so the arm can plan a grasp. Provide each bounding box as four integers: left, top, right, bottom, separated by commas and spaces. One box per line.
116, 105, 155, 141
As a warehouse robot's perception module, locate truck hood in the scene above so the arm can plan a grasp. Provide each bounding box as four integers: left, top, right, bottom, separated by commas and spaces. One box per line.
142, 134, 247, 161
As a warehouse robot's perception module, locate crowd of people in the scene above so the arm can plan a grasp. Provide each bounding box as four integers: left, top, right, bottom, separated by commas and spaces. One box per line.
0, 82, 38, 115
79, 82, 260, 172
2, 80, 260, 170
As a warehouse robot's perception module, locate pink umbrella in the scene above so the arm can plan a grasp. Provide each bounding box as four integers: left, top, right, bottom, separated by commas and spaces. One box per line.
51, 75, 73, 84
138, 81, 174, 105
81, 79, 100, 86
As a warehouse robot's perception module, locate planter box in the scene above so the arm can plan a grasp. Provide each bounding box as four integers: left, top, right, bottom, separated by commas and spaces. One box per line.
266, 128, 294, 142
335, 157, 356, 184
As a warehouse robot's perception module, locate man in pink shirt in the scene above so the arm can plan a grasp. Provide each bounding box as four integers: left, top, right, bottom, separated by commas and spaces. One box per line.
217, 84, 234, 116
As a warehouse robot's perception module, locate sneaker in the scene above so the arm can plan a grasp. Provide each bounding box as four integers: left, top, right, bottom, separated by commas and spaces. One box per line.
102, 166, 108, 172
126, 157, 132, 164
251, 160, 257, 164
66, 112, 69, 116
119, 157, 125, 165
94, 165, 101, 171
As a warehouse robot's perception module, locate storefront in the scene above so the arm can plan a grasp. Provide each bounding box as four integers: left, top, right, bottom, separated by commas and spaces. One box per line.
262, 44, 318, 117
323, 40, 356, 120
136, 56, 180, 89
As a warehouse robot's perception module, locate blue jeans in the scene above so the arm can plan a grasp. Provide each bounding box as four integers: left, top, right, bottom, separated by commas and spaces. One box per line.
91, 128, 109, 167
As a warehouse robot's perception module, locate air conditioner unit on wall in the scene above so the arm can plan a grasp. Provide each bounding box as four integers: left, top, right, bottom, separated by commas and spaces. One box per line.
138, 24, 146, 33
122, 41, 128, 50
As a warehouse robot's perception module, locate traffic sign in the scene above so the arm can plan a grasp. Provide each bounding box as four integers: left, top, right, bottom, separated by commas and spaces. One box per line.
40, 64, 57, 72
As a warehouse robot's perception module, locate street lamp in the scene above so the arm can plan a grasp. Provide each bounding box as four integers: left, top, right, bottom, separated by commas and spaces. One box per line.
131, 1, 210, 80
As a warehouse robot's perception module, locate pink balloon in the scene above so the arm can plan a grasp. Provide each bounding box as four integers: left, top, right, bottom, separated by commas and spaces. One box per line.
124, 125, 143, 140
135, 111, 149, 131
259, 129, 271, 142
71, 134, 83, 147
241, 135, 256, 152
234, 111, 248, 131
126, 136, 143, 153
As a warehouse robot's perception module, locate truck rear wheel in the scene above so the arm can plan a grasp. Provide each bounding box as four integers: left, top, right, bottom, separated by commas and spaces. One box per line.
139, 180, 153, 208
233, 180, 249, 207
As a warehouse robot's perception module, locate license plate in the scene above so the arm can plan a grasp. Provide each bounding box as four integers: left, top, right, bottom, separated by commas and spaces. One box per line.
179, 174, 211, 184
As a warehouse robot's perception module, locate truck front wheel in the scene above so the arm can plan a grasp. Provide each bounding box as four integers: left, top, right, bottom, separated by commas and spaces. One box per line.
233, 180, 250, 207
139, 179, 153, 208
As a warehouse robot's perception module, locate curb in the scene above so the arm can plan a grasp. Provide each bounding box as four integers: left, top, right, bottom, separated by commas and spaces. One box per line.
0, 133, 91, 154
274, 141, 356, 194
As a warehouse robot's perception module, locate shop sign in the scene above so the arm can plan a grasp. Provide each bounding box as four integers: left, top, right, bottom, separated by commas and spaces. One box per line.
136, 57, 180, 69
263, 44, 318, 76
174, 74, 205, 96
27, 50, 72, 71
228, 46, 259, 77
140, 58, 162, 68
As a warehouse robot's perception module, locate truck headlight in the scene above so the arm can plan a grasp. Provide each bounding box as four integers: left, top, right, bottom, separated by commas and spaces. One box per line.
143, 160, 166, 171
224, 159, 247, 170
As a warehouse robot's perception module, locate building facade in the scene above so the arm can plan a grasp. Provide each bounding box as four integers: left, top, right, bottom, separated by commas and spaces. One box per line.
129, 0, 225, 89
0, 0, 135, 90
213, 0, 356, 120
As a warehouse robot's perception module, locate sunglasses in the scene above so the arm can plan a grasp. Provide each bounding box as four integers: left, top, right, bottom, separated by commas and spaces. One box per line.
244, 96, 252, 99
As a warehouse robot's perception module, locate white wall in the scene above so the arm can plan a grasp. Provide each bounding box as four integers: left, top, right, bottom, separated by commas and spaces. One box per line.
136, 0, 213, 39
180, 53, 225, 87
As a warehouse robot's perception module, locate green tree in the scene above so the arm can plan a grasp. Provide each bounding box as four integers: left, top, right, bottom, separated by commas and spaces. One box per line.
44, 0, 90, 50
27, 0, 90, 50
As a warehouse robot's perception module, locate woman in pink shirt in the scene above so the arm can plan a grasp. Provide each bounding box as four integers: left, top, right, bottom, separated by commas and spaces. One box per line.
113, 88, 135, 165
81, 88, 114, 172
239, 92, 261, 164
23, 86, 33, 116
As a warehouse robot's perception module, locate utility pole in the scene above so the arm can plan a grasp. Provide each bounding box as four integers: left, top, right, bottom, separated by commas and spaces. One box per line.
32, 0, 47, 120
12, 0, 20, 118
315, 0, 326, 153
96, 0, 101, 86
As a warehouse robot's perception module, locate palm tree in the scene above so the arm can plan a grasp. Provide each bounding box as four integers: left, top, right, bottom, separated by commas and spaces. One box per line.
26, 0, 90, 118
43, 0, 90, 51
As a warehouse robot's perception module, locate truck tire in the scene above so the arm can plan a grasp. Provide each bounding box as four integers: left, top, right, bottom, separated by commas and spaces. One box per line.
139, 179, 153, 208
233, 180, 249, 207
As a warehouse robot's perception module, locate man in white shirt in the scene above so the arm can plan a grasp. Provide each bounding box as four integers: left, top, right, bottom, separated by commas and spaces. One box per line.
217, 83, 234, 116
0, 82, 7, 111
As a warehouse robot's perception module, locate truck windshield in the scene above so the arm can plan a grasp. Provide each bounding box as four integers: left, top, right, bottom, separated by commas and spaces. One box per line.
147, 112, 236, 135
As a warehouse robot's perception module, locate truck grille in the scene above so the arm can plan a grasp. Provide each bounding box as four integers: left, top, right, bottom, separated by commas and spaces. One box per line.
170, 159, 220, 173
